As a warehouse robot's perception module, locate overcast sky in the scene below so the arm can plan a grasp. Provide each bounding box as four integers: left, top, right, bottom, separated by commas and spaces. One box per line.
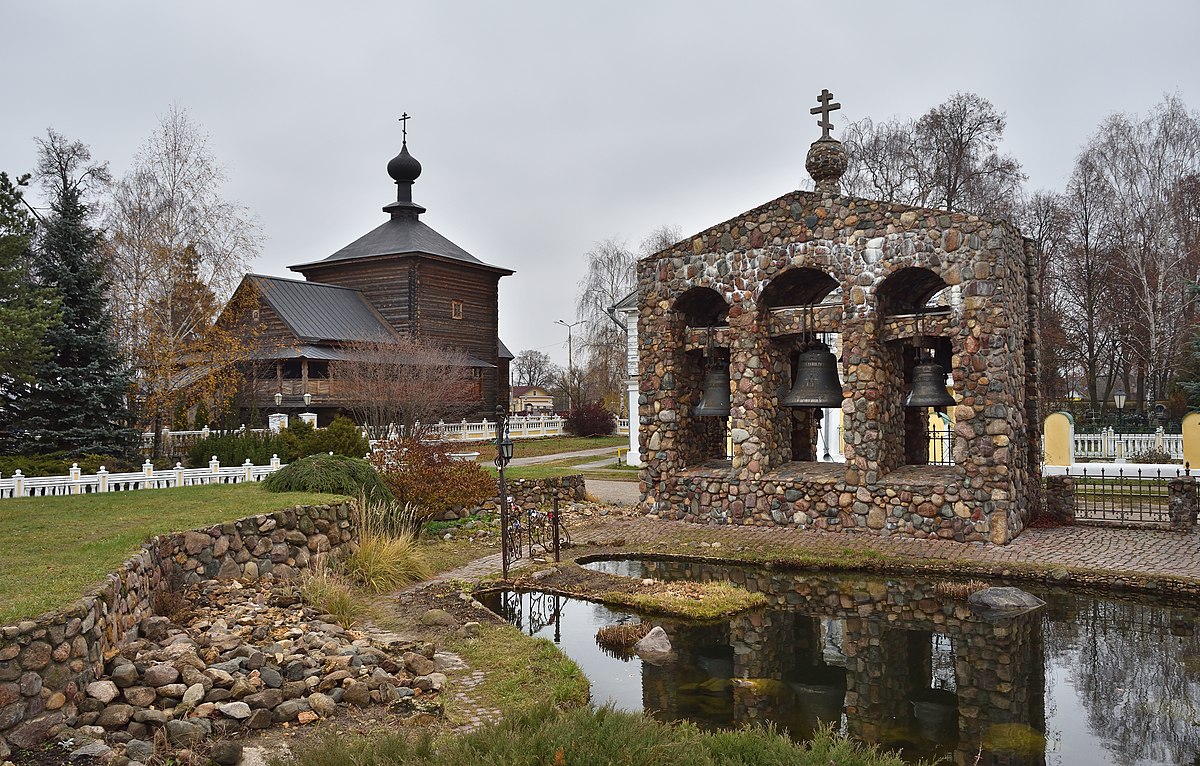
3, 1, 1199, 368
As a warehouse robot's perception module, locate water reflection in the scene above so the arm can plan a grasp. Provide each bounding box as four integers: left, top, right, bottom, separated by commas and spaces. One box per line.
485, 561, 1200, 766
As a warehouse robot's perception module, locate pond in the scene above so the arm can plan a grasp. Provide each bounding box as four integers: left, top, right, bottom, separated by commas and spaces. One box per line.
478, 558, 1200, 766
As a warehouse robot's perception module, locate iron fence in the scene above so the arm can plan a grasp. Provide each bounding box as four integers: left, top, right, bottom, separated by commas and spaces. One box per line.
928, 417, 954, 466
1067, 464, 1192, 527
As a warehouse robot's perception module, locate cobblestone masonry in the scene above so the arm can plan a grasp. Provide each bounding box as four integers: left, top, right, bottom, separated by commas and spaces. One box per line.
636, 127, 1040, 545
0, 502, 354, 749
440, 475, 587, 521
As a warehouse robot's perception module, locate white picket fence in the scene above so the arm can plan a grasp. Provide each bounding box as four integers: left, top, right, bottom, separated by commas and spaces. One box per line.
143, 416, 632, 453
0, 456, 283, 500
1073, 427, 1183, 462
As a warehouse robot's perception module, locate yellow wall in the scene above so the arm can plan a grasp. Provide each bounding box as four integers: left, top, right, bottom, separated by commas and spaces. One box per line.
1043, 412, 1073, 466
1183, 412, 1200, 469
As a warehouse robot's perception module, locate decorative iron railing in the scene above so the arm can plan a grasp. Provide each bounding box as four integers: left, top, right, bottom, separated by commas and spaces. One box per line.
1046, 463, 1194, 527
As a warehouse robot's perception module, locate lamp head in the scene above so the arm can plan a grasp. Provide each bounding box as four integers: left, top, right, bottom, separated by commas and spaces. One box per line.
274, 393, 283, 407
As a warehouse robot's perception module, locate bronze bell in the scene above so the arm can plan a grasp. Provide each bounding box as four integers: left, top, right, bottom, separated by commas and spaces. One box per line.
693, 362, 731, 417
782, 343, 843, 408
905, 360, 956, 408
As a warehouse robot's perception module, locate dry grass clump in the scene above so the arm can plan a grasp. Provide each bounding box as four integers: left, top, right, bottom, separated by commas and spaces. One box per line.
595, 622, 652, 659
337, 500, 433, 593
298, 569, 367, 628
934, 579, 989, 600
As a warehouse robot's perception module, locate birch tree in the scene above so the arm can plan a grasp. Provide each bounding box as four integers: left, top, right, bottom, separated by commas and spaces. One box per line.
105, 106, 262, 430
1083, 95, 1200, 407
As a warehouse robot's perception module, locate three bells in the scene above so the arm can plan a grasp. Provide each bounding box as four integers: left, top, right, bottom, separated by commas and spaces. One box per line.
693, 326, 953, 418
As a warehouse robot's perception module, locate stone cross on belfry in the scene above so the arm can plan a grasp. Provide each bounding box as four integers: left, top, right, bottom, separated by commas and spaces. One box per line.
399, 112, 411, 143
810, 89, 840, 139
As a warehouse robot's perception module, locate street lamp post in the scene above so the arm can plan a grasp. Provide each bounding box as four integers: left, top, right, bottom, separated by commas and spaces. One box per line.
555, 319, 582, 411
494, 405, 515, 579
1114, 388, 1127, 429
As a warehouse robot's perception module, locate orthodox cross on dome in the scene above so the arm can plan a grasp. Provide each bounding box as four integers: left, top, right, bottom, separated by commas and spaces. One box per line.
399, 112, 411, 144
810, 89, 841, 139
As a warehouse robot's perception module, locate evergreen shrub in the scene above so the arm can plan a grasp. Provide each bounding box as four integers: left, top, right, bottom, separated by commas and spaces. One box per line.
261, 453, 393, 506
187, 430, 291, 468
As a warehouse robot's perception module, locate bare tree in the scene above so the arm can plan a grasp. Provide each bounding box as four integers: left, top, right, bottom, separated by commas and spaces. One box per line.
914, 92, 1025, 216
331, 336, 479, 437
841, 92, 1025, 218
574, 225, 681, 410
1056, 153, 1120, 412
105, 106, 262, 430
512, 348, 559, 388
1014, 190, 1070, 404
840, 117, 924, 205
1083, 94, 1200, 408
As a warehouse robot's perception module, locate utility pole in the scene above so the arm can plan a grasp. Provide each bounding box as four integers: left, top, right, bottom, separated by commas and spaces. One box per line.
556, 318, 582, 411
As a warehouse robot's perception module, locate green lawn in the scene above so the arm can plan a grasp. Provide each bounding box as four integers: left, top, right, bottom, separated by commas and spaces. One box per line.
470, 434, 626, 462
0, 483, 343, 625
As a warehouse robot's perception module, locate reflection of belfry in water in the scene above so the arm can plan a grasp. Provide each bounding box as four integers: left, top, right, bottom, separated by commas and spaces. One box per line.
635, 562, 1048, 766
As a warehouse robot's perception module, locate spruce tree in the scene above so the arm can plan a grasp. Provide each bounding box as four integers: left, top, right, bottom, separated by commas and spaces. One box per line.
0, 172, 60, 452
17, 131, 135, 456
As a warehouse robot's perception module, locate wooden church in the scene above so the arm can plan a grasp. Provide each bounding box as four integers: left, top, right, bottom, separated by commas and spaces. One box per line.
220, 132, 514, 426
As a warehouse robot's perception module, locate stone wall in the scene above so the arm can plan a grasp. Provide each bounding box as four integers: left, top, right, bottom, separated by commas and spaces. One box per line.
1042, 476, 1075, 524
637, 188, 1041, 544
440, 475, 587, 520
0, 502, 355, 752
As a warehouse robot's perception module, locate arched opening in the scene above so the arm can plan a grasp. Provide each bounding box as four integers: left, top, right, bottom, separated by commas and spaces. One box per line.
759, 267, 839, 309
675, 286, 729, 327
760, 270, 843, 465
875, 267, 950, 317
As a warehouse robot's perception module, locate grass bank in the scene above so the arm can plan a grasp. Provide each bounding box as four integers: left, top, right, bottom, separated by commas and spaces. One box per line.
0, 483, 343, 624
472, 434, 626, 462
444, 623, 589, 721
275, 702, 920, 766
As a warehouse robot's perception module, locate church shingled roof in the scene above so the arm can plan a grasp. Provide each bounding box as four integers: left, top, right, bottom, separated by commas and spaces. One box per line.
290, 216, 511, 274
248, 274, 398, 344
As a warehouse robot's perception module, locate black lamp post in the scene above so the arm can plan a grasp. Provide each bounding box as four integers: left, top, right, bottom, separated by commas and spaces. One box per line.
494, 405, 515, 579
1114, 388, 1127, 429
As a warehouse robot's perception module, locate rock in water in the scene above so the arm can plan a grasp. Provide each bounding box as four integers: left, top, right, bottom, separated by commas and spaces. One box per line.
968, 586, 1045, 613
634, 626, 673, 661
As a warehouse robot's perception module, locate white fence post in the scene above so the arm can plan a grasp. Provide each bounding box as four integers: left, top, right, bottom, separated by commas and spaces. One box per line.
210, 455, 220, 474
14, 470, 23, 497
174, 462, 184, 487
143, 460, 154, 477
70, 463, 80, 495
243, 458, 253, 481
270, 454, 281, 470
97, 467, 108, 493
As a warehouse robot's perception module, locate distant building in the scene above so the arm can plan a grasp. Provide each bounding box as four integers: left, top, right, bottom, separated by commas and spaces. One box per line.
510, 385, 555, 414
218, 136, 514, 425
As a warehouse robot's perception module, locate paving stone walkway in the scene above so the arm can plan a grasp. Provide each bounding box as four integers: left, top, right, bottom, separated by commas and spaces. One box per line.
428, 512, 1200, 585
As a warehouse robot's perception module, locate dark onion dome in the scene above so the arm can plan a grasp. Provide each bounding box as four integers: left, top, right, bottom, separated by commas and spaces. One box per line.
387, 143, 422, 183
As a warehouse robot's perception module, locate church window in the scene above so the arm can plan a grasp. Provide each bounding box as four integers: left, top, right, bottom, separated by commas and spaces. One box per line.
452, 300, 464, 320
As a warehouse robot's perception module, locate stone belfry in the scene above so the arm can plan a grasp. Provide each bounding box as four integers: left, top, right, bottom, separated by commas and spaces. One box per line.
636, 90, 1041, 544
